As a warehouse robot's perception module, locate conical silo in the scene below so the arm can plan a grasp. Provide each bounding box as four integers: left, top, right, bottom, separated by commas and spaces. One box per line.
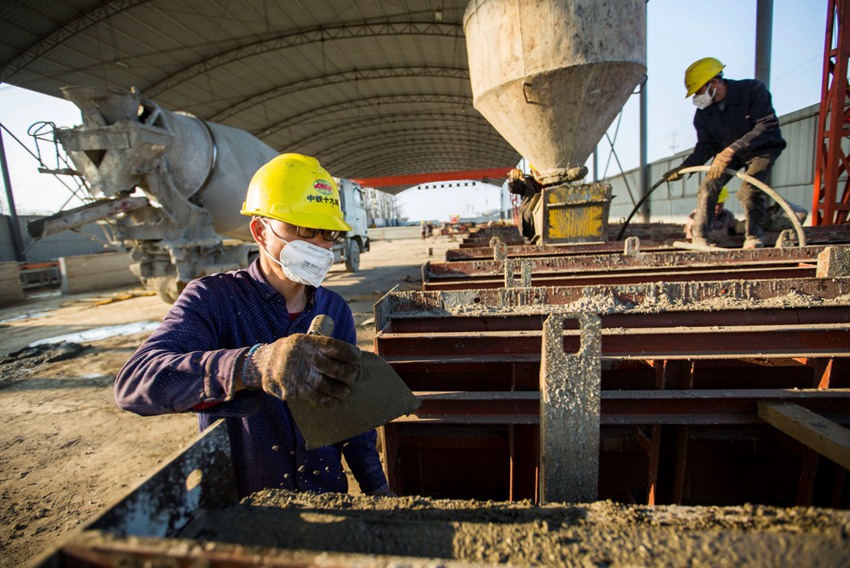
464, 0, 646, 183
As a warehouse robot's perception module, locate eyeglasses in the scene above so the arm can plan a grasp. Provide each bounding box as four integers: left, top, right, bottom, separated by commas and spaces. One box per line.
261, 218, 343, 242
294, 225, 343, 242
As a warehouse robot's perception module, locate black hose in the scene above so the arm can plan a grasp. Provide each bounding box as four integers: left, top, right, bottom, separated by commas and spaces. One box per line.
615, 176, 667, 241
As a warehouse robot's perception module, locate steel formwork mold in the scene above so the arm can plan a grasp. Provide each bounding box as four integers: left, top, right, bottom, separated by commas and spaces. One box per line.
374, 276, 850, 508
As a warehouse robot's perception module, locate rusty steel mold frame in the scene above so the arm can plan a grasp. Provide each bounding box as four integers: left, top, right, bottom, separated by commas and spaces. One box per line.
451, 224, 850, 259
423, 244, 847, 291
374, 273, 850, 507
35, 422, 478, 568
35, 420, 238, 566
447, 239, 678, 261
377, 273, 850, 327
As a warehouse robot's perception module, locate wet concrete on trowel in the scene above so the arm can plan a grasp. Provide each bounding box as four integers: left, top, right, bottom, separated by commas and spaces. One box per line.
190, 490, 850, 566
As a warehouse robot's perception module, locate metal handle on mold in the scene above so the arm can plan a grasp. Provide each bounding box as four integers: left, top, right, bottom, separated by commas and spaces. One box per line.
522, 81, 538, 105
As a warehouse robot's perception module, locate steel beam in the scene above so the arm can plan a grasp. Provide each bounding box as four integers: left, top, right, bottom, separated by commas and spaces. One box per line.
401, 389, 850, 426
812, 0, 850, 225
377, 322, 850, 360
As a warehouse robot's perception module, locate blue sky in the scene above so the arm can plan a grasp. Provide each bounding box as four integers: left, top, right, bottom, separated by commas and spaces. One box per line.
0, 0, 829, 220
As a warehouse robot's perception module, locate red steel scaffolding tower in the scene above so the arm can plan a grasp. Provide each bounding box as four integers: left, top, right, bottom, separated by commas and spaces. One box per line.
813, 0, 850, 225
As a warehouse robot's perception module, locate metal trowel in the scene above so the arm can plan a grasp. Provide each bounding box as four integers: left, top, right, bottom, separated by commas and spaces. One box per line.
287, 314, 420, 449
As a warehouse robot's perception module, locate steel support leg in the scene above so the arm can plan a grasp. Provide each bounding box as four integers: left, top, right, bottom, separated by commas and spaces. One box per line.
510, 424, 539, 501
539, 313, 601, 503
796, 447, 819, 506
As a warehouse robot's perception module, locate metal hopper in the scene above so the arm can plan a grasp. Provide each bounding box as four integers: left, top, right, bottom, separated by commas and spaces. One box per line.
464, 0, 647, 242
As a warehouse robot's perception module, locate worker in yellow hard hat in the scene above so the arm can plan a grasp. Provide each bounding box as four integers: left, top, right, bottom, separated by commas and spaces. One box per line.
664, 57, 786, 249
115, 153, 393, 498
684, 186, 738, 241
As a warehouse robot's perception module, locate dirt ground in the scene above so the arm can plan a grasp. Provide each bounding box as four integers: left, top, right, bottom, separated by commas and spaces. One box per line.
0, 235, 453, 567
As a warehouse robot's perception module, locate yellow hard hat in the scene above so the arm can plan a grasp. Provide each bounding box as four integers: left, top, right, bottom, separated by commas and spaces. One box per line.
717, 186, 729, 204
241, 153, 351, 231
684, 57, 725, 98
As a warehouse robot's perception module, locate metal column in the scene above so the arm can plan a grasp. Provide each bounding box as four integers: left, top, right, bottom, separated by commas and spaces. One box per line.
755, 0, 774, 87
0, 127, 26, 262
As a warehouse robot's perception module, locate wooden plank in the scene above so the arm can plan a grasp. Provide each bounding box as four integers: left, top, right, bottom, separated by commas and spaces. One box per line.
758, 401, 850, 471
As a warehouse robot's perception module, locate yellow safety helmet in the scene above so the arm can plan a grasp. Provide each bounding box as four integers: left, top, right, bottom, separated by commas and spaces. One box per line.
241, 153, 351, 231
684, 57, 725, 98
717, 186, 729, 204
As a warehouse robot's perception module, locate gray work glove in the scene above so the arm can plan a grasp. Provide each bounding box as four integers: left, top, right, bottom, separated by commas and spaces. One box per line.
664, 167, 683, 182
241, 334, 360, 409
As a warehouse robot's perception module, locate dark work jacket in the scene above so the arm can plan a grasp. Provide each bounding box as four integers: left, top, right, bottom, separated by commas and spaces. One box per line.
681, 79, 786, 168
508, 175, 542, 204
114, 260, 387, 498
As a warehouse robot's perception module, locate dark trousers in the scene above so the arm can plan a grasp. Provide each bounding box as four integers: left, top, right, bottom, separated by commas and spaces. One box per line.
519, 194, 540, 240
692, 153, 779, 240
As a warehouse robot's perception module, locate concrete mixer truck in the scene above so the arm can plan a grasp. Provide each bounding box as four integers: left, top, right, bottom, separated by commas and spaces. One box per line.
27, 86, 370, 302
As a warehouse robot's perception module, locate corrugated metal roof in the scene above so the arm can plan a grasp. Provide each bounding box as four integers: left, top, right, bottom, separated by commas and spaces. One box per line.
0, 1, 520, 192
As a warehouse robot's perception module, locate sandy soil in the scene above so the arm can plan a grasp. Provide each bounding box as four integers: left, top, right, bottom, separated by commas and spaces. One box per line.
0, 235, 451, 567
56, 489, 850, 566
191, 490, 850, 566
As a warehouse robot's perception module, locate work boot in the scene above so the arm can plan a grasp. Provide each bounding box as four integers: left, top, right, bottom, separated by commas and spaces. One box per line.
691, 236, 716, 248
743, 236, 764, 249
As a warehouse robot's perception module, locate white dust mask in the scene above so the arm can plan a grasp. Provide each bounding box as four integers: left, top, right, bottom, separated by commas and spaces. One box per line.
693, 84, 715, 110
261, 222, 335, 287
